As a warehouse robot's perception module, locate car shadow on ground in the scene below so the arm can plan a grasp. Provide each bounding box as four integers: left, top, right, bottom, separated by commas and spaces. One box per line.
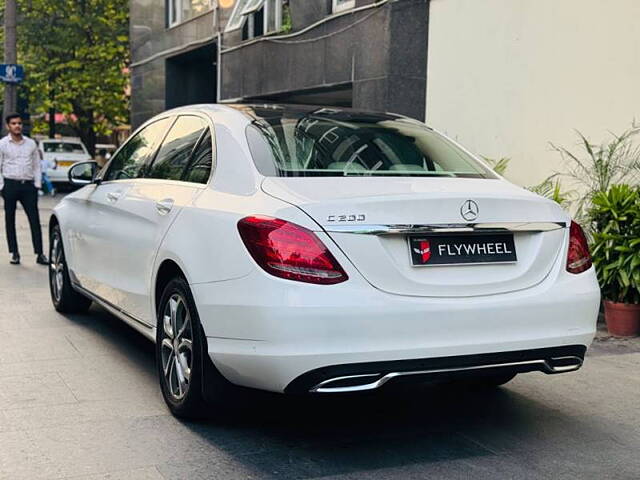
65, 303, 157, 373
64, 305, 614, 479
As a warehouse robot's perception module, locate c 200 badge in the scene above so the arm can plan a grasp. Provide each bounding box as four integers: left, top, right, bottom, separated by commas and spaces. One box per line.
327, 214, 366, 222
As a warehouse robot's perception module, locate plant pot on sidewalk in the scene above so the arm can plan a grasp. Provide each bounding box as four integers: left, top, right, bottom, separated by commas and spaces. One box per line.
603, 300, 640, 337
590, 186, 640, 338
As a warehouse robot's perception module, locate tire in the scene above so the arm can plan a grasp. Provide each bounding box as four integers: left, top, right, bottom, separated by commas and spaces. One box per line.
49, 224, 92, 313
156, 276, 236, 419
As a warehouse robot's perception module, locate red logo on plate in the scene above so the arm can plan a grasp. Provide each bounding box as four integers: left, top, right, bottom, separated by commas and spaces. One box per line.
414, 240, 431, 263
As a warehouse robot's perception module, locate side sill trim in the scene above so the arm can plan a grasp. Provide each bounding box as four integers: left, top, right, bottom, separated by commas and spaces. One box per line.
72, 282, 153, 330
323, 222, 567, 235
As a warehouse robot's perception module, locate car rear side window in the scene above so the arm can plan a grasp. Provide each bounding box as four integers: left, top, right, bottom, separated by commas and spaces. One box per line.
245, 110, 496, 179
183, 129, 213, 184
43, 142, 85, 153
147, 115, 207, 181
105, 118, 171, 181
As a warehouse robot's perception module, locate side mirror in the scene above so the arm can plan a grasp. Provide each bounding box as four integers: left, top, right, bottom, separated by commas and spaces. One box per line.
68, 161, 100, 186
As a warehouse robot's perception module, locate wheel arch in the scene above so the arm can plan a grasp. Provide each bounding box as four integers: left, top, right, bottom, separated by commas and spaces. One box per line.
154, 258, 189, 319
48, 214, 59, 234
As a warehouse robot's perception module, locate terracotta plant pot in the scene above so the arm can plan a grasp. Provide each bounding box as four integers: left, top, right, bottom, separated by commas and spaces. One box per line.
603, 300, 640, 337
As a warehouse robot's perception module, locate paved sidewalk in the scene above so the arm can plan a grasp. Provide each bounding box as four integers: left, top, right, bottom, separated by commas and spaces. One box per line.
0, 194, 639, 480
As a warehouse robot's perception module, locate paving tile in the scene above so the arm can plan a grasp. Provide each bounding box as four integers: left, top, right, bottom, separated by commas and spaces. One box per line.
158, 417, 495, 479
62, 466, 165, 480
0, 328, 81, 364
0, 356, 83, 379
596, 351, 640, 368
54, 351, 158, 403
0, 430, 61, 479
0, 309, 95, 332
504, 439, 640, 480
0, 372, 78, 410
27, 415, 225, 478
307, 454, 552, 480
2, 399, 167, 432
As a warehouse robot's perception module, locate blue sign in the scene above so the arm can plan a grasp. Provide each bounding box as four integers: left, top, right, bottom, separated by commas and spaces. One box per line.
0, 64, 24, 84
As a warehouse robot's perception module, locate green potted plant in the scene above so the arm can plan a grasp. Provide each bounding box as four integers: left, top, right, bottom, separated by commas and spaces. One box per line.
552, 124, 640, 226
590, 184, 640, 336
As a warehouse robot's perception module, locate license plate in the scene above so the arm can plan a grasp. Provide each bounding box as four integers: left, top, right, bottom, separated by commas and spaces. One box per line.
408, 233, 517, 266
57, 161, 75, 167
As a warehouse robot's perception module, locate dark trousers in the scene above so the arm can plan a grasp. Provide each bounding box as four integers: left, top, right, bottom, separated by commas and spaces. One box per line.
2, 179, 43, 255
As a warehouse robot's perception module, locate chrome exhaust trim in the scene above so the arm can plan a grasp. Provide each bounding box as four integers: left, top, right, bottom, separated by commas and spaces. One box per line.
546, 355, 584, 373
309, 356, 583, 393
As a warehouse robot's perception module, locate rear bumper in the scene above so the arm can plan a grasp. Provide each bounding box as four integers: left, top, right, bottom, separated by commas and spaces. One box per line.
192, 264, 600, 393
285, 345, 586, 393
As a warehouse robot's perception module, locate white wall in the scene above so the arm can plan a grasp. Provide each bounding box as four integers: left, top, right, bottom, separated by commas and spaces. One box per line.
426, 0, 640, 188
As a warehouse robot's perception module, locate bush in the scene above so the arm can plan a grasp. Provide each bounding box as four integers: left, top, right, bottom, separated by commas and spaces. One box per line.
527, 174, 573, 209
552, 125, 640, 224
589, 184, 640, 304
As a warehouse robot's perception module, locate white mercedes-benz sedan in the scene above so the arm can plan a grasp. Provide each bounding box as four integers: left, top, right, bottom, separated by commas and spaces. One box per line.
49, 104, 600, 418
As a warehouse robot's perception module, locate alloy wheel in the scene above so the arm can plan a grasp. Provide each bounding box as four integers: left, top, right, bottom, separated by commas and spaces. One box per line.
50, 235, 64, 303
160, 293, 194, 401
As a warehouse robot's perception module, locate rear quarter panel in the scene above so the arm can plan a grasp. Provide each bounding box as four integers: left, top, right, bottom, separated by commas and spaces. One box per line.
152, 187, 322, 301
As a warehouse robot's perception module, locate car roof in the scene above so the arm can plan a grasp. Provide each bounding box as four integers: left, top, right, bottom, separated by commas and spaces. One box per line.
157, 103, 411, 126
226, 103, 407, 123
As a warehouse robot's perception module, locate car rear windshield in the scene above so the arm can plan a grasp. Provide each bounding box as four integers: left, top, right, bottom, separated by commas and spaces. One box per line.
245, 109, 496, 178
43, 142, 85, 153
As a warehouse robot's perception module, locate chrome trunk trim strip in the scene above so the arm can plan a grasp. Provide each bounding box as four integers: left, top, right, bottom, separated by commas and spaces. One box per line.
323, 222, 567, 235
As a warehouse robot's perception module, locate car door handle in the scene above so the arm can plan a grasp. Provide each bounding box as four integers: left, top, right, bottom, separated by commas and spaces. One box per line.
106, 191, 122, 203
156, 198, 174, 215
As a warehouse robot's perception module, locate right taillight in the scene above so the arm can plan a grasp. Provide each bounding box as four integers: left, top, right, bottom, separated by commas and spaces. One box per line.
237, 216, 348, 285
566, 220, 592, 274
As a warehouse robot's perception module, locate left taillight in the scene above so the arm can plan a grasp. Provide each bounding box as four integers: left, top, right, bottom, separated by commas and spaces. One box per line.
566, 220, 592, 274
237, 216, 348, 285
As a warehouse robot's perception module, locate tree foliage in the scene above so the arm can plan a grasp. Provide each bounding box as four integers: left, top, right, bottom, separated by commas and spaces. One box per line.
17, 0, 129, 154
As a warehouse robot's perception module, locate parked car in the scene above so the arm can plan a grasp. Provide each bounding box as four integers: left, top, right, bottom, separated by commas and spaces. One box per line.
95, 143, 117, 159
49, 104, 600, 419
39, 138, 91, 185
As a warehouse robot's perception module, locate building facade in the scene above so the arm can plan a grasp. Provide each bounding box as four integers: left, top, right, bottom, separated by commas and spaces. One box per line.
426, 0, 640, 187
131, 0, 639, 189
130, 0, 429, 129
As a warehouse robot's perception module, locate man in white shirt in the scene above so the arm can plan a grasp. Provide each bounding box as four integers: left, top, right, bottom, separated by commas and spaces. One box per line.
0, 113, 48, 265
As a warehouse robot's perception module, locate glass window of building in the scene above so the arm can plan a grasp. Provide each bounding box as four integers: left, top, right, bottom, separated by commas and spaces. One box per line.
333, 0, 355, 13
224, 0, 282, 39
168, 0, 214, 27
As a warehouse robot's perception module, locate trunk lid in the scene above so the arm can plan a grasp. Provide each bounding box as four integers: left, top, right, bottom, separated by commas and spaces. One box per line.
262, 177, 569, 297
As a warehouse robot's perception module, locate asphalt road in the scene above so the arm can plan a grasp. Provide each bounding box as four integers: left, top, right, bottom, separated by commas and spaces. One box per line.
0, 194, 639, 480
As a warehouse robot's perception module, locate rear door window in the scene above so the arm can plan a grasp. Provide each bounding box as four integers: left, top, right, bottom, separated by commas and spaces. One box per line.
104, 118, 172, 181
147, 116, 207, 181
184, 129, 214, 184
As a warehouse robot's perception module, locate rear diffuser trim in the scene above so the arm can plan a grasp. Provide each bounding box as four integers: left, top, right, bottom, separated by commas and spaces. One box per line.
284, 345, 587, 394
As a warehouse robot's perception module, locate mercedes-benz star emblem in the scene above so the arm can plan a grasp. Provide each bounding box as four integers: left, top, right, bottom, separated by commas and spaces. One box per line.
460, 200, 479, 222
